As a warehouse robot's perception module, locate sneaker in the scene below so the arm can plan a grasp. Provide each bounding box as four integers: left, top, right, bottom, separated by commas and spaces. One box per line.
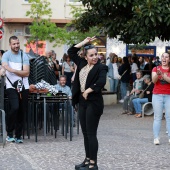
154, 138, 160, 145
169, 139, 170, 144
15, 138, 23, 143
166, 131, 168, 134
119, 99, 124, 103
6, 136, 15, 142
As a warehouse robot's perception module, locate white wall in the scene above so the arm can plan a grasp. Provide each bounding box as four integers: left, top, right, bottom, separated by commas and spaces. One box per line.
2, 0, 82, 19
1, 24, 65, 62
1, 0, 82, 59
106, 37, 170, 58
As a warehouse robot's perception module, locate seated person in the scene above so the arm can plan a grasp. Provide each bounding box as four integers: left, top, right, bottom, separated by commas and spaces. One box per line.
55, 75, 72, 99
55, 75, 76, 126
132, 75, 154, 118
122, 70, 144, 115
30, 76, 76, 126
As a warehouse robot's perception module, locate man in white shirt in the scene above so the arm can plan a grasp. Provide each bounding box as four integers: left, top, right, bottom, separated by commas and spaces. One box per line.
1, 36, 30, 143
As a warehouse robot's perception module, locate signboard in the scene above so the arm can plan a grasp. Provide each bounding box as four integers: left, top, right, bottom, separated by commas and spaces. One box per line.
25, 41, 46, 56
126, 45, 156, 57
166, 46, 170, 53
0, 18, 4, 28
0, 30, 3, 40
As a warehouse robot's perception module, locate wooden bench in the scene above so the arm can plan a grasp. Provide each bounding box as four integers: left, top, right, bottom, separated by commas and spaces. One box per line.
102, 91, 117, 105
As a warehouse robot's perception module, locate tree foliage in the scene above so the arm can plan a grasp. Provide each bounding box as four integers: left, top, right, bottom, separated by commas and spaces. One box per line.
73, 0, 170, 44
63, 5, 101, 45
26, 0, 67, 48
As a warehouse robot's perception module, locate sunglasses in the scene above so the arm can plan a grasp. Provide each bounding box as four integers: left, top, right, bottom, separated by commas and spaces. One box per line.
84, 45, 95, 50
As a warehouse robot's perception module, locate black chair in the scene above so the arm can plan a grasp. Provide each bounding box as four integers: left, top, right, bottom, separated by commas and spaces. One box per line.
29, 56, 57, 85
28, 92, 73, 142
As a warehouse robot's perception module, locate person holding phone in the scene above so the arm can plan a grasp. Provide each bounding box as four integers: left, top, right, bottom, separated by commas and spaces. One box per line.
152, 52, 170, 145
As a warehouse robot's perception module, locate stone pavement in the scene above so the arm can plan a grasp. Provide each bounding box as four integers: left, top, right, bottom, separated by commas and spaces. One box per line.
0, 104, 170, 170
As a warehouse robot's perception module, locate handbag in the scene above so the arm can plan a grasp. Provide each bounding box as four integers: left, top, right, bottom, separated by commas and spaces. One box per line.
139, 92, 144, 98
6, 51, 25, 92
138, 83, 152, 99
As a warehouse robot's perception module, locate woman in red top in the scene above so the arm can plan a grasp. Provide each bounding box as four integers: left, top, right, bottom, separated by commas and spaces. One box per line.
152, 52, 170, 145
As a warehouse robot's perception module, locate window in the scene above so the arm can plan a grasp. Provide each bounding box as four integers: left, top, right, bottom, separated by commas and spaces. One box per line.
69, 0, 81, 2
67, 0, 82, 4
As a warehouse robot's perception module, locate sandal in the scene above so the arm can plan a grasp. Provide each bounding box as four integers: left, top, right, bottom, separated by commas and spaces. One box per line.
121, 111, 128, 114
127, 112, 134, 115
75, 158, 90, 170
136, 114, 142, 118
88, 162, 98, 170
134, 114, 139, 117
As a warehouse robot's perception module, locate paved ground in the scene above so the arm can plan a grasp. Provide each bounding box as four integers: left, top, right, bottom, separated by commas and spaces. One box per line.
0, 104, 170, 170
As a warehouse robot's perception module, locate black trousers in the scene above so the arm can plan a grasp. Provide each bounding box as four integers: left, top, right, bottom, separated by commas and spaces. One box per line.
79, 95, 102, 161
6, 88, 29, 138
64, 71, 73, 88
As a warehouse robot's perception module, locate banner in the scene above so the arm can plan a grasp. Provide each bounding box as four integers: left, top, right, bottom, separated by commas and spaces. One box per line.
25, 41, 46, 56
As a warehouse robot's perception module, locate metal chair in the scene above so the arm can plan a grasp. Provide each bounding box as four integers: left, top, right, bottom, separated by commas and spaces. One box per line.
0, 109, 6, 147
28, 92, 74, 141
0, 76, 6, 147
29, 56, 57, 85
142, 102, 153, 118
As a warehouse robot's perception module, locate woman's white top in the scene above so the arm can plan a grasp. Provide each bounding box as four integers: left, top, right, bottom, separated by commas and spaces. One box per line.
112, 63, 119, 79
131, 63, 138, 73
63, 61, 73, 72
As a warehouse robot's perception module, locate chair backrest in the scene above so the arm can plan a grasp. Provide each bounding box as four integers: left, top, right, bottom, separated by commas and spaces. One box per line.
29, 56, 57, 85
0, 76, 5, 110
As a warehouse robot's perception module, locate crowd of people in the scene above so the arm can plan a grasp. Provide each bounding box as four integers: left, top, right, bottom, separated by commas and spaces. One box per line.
107, 52, 161, 99
0, 35, 170, 170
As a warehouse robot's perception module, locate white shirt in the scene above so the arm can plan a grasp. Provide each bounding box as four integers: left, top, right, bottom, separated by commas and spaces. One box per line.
2, 50, 30, 89
112, 63, 119, 79
131, 63, 138, 73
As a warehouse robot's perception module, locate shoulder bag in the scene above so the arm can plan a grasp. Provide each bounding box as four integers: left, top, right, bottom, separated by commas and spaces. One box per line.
139, 83, 152, 98
118, 69, 127, 80
6, 51, 25, 92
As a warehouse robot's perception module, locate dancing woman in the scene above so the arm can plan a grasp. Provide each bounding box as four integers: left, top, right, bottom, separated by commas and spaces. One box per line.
68, 37, 108, 170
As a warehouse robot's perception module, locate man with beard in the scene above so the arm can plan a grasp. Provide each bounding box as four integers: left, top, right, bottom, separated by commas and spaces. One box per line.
1, 36, 30, 143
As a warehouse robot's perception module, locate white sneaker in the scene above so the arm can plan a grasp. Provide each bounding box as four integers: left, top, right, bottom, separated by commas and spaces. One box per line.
169, 139, 170, 144
166, 131, 168, 134
119, 99, 124, 103
154, 138, 160, 145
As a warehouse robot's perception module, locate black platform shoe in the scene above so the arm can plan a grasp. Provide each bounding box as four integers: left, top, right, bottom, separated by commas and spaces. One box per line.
87, 162, 98, 170
75, 158, 90, 170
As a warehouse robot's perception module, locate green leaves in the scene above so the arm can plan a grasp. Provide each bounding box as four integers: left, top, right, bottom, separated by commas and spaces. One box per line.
74, 0, 170, 44
26, 0, 68, 49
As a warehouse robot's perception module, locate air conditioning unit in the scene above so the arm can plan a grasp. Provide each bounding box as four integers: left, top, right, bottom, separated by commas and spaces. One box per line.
14, 29, 23, 36
24, 25, 31, 36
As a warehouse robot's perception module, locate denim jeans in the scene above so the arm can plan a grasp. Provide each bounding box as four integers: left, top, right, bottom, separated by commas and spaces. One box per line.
109, 78, 119, 92
120, 82, 128, 99
152, 94, 170, 139
123, 95, 137, 112
132, 98, 148, 114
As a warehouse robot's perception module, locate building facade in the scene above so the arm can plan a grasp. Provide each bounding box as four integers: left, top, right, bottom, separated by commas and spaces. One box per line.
0, 0, 82, 60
